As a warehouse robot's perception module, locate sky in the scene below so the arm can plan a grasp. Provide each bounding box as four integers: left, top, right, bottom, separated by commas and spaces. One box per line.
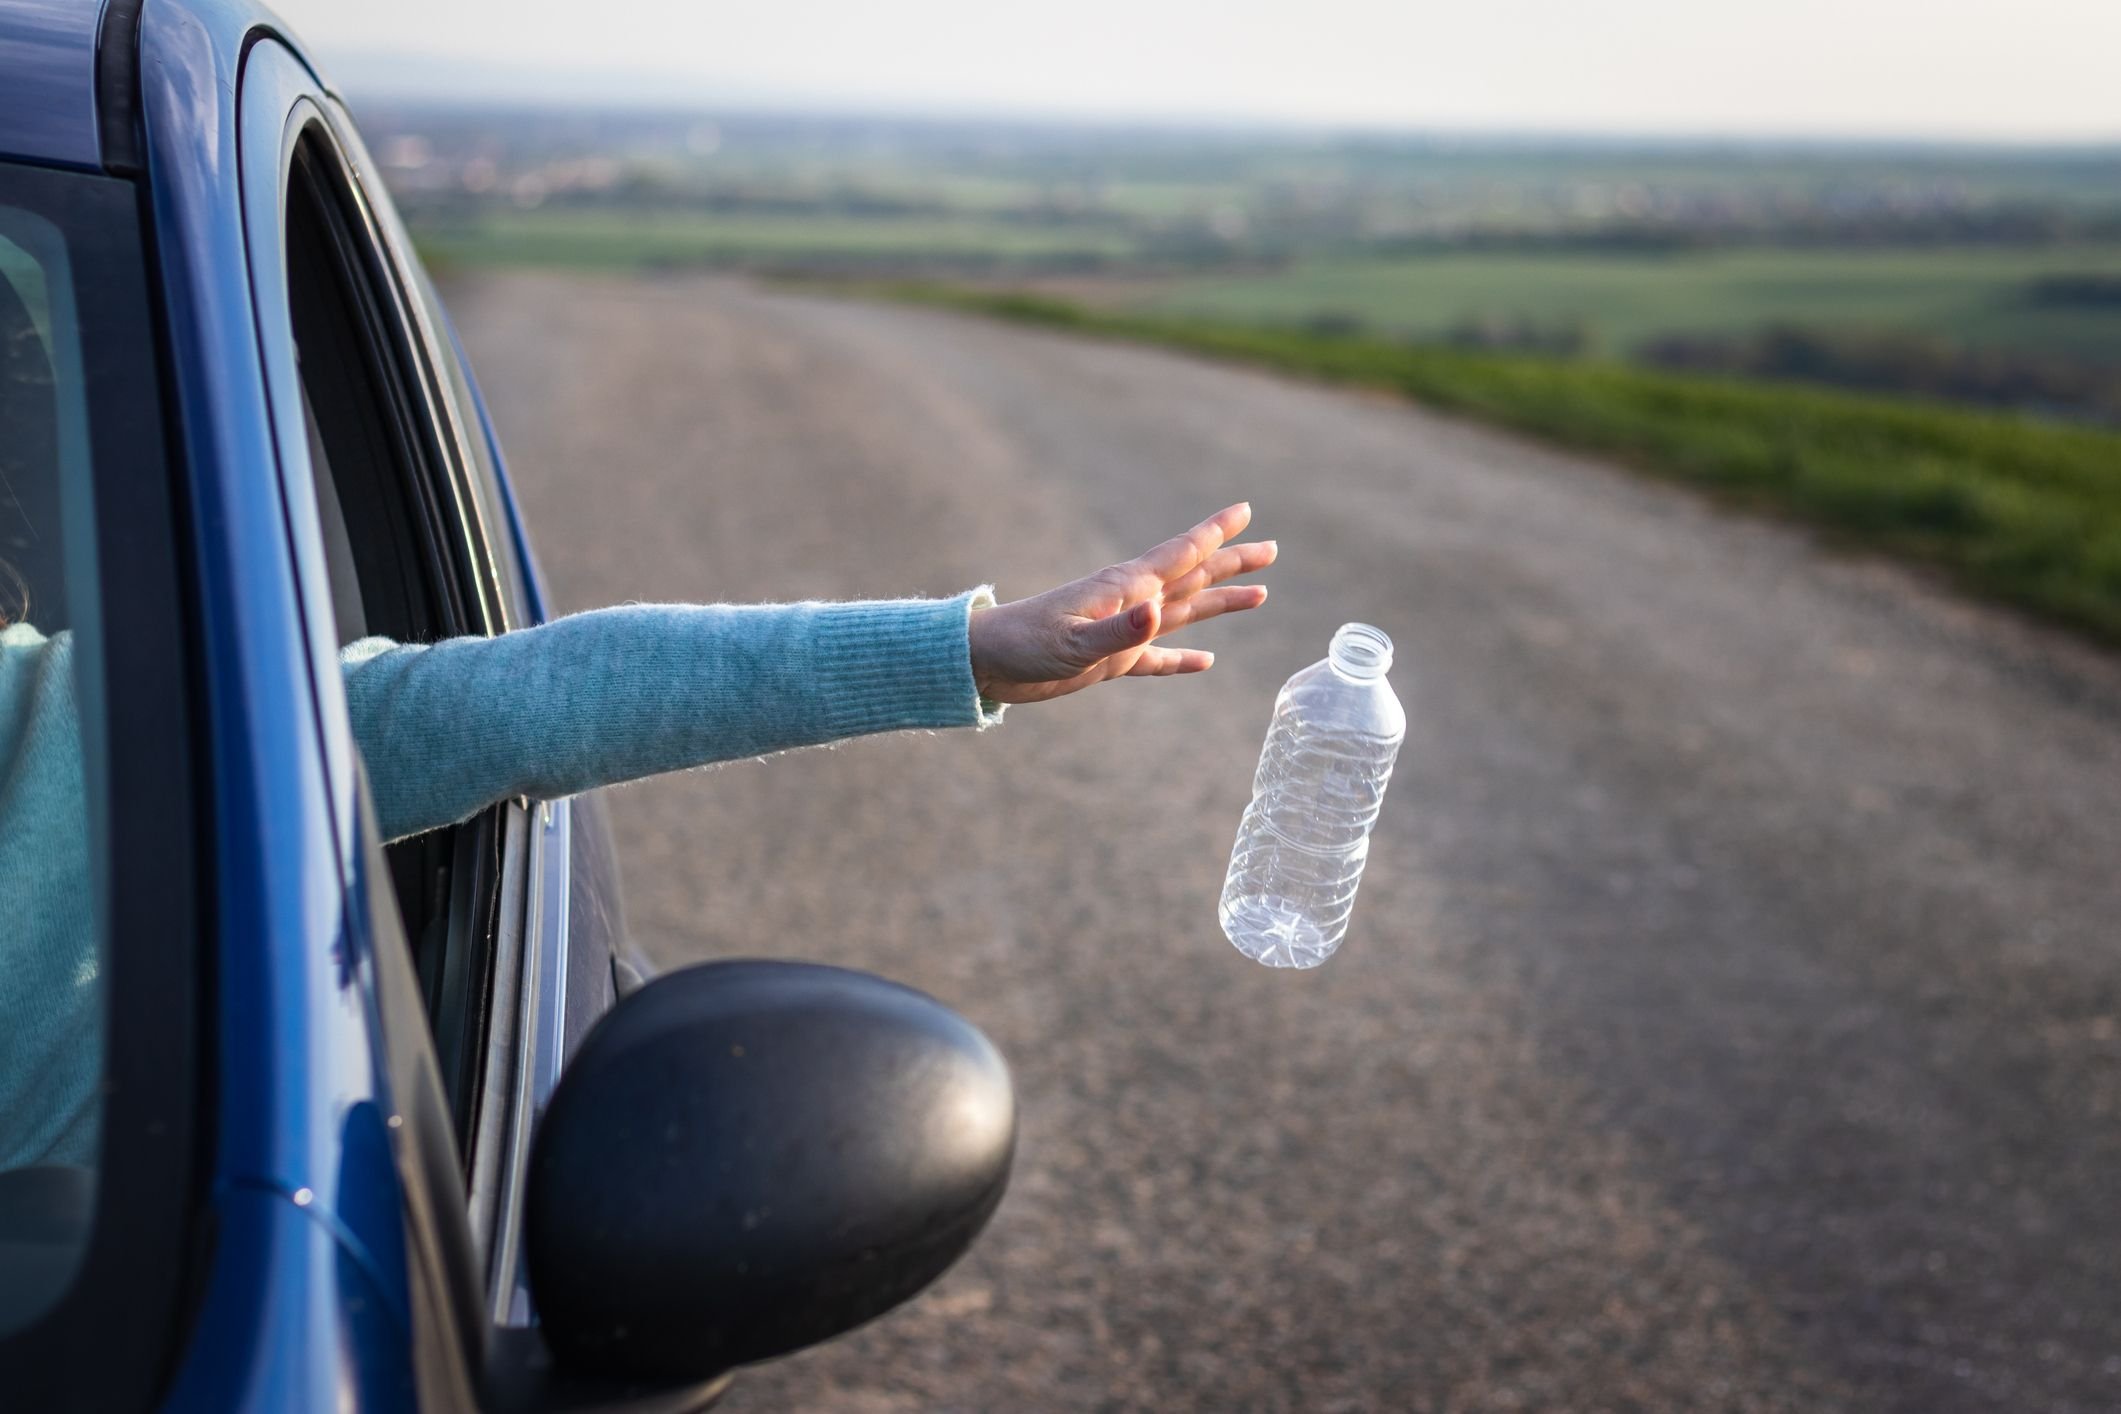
272, 0, 2121, 142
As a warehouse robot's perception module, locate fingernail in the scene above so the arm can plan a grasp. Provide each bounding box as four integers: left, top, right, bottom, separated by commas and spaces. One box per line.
1130, 603, 1153, 631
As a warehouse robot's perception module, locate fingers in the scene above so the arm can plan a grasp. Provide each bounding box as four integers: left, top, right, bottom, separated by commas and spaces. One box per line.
1125, 646, 1215, 677
1050, 503, 1267, 689
1164, 538, 1277, 602
1129, 502, 1251, 585
1068, 596, 1161, 669
1158, 583, 1268, 633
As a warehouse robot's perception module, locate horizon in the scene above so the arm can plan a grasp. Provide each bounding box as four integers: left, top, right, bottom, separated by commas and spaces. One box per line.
331, 53, 2121, 154
273, 0, 2121, 147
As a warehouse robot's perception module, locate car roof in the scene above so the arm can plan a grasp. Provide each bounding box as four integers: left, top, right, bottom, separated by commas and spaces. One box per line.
0, 0, 112, 170
0, 0, 325, 173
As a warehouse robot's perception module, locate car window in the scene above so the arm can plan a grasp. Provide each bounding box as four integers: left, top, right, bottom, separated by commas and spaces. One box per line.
287, 134, 465, 648
324, 102, 530, 628
0, 193, 109, 1332
0, 159, 200, 1406
281, 126, 508, 1153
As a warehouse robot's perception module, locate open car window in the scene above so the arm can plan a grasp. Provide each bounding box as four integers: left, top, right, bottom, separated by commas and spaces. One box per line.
281, 125, 508, 1157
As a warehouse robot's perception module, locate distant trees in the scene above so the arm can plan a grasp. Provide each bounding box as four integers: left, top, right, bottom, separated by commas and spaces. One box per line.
2026, 274, 2121, 308
1637, 325, 2121, 426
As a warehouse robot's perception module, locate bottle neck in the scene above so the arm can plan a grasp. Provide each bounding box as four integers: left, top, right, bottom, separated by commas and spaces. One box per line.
1327, 623, 1393, 682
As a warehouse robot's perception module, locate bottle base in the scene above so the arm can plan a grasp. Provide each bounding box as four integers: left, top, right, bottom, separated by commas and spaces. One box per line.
1220, 894, 1340, 969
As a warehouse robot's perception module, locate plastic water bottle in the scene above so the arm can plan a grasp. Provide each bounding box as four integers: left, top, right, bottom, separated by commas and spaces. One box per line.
1221, 623, 1404, 968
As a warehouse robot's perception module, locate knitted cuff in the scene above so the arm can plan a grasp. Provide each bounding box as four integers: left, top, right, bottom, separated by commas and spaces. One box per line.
813, 586, 1004, 738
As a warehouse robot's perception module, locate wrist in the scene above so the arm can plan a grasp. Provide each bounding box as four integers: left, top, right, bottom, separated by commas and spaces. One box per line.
964, 586, 1007, 722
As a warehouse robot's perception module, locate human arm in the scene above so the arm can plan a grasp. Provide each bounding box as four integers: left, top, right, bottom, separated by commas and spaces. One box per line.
344, 590, 995, 842
343, 502, 1275, 842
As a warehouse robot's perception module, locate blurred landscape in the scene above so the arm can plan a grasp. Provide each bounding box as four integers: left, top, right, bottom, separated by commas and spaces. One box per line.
358, 103, 2121, 646
363, 74, 2121, 1412
363, 105, 2121, 425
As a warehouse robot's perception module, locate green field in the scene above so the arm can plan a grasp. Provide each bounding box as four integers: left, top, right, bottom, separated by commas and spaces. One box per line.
409, 203, 2121, 373
1131, 246, 2121, 361
414, 208, 1133, 271
404, 163, 2121, 649
861, 284, 2121, 645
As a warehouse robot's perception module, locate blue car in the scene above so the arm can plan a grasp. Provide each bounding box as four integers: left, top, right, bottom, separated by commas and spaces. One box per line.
0, 2, 1016, 1408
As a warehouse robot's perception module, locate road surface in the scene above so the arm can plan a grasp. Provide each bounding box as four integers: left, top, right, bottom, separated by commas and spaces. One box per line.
452, 272, 2121, 1413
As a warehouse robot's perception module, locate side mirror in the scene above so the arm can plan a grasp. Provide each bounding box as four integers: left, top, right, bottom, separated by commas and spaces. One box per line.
524, 960, 1015, 1382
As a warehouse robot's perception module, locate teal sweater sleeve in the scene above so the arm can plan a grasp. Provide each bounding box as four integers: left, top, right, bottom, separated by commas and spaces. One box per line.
341, 589, 1002, 843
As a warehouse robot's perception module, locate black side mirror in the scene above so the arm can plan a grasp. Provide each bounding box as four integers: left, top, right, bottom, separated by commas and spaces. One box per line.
524, 960, 1015, 1382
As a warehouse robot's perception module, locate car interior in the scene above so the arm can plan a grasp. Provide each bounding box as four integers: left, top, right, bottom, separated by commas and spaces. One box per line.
0, 218, 90, 1335
0, 231, 67, 634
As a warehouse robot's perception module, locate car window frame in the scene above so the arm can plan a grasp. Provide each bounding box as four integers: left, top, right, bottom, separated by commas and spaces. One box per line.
238, 47, 522, 1401
320, 101, 525, 633
318, 106, 591, 1318
249, 75, 589, 1358
284, 135, 465, 643
265, 104, 534, 1158
252, 86, 584, 1343
282, 125, 493, 642
0, 159, 206, 1414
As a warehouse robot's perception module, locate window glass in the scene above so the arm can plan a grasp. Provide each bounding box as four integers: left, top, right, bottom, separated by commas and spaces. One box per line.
1, 162, 199, 1403
0, 178, 111, 1330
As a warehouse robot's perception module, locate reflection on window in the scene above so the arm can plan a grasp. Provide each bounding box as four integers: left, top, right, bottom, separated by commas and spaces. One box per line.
0, 197, 107, 1333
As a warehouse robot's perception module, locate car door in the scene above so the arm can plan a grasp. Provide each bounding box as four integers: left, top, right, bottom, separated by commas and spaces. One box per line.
234, 35, 599, 1386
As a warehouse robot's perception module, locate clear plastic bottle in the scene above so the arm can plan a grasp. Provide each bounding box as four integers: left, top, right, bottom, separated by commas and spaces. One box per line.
1220, 623, 1404, 968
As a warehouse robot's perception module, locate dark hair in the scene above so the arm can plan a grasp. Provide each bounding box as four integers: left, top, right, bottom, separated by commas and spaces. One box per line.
0, 556, 24, 628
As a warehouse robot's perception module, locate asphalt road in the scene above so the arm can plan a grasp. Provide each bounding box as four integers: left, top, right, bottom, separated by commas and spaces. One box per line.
451, 272, 2121, 1414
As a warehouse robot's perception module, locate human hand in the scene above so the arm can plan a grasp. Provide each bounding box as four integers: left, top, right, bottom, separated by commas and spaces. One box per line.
967, 502, 1276, 706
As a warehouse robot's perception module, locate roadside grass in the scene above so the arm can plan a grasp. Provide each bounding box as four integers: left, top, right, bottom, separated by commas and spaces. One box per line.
858, 284, 2121, 645
1134, 246, 2121, 363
